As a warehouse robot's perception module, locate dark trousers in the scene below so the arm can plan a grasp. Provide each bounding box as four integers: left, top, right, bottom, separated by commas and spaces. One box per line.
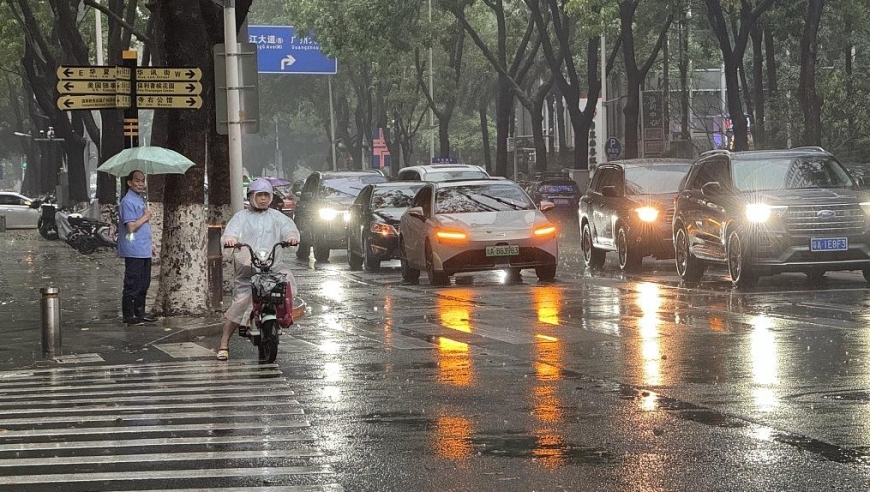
122, 257, 152, 319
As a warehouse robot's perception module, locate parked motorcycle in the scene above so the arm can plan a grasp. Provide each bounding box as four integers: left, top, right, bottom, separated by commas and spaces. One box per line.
56, 210, 117, 254
226, 241, 295, 363
29, 195, 59, 240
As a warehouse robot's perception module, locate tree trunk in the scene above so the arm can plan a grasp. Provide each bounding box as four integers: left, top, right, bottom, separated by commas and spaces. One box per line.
798, 0, 824, 146
679, 8, 690, 140
479, 100, 492, 173
750, 24, 766, 149
494, 78, 512, 176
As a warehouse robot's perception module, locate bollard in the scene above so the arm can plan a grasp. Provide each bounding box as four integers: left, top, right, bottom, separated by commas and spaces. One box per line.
40, 287, 61, 358
0, 215, 6, 232
207, 225, 223, 310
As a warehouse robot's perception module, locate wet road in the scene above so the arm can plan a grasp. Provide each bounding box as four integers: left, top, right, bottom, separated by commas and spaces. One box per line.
4, 213, 870, 490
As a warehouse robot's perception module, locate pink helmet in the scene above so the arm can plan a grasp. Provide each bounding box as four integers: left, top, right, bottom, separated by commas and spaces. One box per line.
247, 178, 273, 210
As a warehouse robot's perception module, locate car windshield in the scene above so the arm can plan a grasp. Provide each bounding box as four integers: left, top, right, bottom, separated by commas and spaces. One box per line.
372, 185, 423, 209
732, 156, 854, 191
538, 180, 578, 194
435, 183, 534, 213
624, 164, 692, 195
321, 175, 387, 199
426, 170, 489, 181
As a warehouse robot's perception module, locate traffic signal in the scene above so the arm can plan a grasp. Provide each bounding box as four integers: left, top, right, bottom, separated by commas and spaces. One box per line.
588, 121, 597, 166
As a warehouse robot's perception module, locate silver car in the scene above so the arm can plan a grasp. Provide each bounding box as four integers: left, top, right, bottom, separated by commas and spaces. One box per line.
0, 192, 39, 229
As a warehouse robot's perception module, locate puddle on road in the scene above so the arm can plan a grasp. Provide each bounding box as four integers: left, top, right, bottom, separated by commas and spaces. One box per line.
471, 433, 616, 464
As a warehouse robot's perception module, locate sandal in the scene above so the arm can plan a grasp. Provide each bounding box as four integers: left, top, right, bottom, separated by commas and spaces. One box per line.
216, 348, 229, 361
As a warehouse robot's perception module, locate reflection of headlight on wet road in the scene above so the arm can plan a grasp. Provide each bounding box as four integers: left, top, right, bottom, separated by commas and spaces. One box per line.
319, 208, 350, 221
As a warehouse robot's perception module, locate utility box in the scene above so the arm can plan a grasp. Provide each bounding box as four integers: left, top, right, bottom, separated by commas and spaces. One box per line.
207, 225, 223, 310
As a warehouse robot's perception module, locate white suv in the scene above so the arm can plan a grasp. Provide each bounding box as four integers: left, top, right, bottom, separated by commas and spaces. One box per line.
397, 164, 489, 182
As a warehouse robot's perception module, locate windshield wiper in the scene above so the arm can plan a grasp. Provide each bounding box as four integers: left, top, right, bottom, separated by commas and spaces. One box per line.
450, 190, 498, 212
479, 193, 526, 210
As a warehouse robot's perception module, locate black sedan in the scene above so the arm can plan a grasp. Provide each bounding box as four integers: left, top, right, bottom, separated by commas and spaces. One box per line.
526, 177, 581, 211
346, 182, 425, 271
580, 159, 692, 271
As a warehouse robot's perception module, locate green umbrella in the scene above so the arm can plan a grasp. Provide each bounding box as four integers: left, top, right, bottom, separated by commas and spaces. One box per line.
98, 146, 196, 177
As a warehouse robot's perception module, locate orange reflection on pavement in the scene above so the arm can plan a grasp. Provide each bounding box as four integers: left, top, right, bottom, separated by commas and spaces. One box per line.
437, 337, 473, 387
434, 415, 473, 460
534, 286, 564, 325
533, 385, 563, 422
438, 290, 473, 333
532, 428, 568, 468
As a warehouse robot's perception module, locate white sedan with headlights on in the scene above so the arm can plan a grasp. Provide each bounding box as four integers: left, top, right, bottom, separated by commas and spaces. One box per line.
398, 180, 559, 285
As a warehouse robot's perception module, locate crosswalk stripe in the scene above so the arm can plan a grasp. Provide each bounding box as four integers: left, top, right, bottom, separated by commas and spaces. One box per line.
0, 368, 284, 388
119, 487, 344, 492
0, 383, 289, 401
0, 449, 326, 467
0, 390, 297, 408
0, 433, 317, 453
0, 409, 305, 426
0, 419, 311, 438
0, 465, 334, 485
0, 360, 277, 380
0, 374, 284, 394
0, 399, 300, 416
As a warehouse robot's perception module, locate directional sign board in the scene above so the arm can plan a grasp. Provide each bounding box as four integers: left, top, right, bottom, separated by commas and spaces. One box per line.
248, 25, 337, 74
136, 95, 202, 110
57, 64, 203, 111
137, 81, 203, 96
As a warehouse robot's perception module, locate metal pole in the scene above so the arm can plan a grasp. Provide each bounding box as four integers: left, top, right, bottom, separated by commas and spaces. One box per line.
600, 33, 608, 161
328, 77, 337, 171
40, 287, 61, 358
95, 0, 104, 65
428, 0, 435, 161
512, 138, 517, 180
224, 0, 245, 213
0, 216, 6, 233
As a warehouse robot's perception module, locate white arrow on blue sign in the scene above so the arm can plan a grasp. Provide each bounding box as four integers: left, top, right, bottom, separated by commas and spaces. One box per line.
248, 25, 338, 75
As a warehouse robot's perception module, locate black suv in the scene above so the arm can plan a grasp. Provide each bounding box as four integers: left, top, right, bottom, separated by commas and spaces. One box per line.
580, 159, 692, 271
294, 171, 388, 261
672, 147, 870, 287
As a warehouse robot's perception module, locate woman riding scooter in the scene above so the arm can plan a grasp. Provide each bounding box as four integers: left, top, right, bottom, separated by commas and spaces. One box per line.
219, 178, 300, 361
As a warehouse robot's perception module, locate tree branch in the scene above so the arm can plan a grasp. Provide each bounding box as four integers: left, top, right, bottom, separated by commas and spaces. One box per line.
82, 0, 151, 44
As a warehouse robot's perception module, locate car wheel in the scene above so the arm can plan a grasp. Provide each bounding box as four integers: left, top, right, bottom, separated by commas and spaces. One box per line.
726, 229, 757, 289
347, 240, 363, 270
425, 240, 449, 286
313, 243, 330, 262
674, 226, 705, 282
295, 238, 310, 259
535, 265, 556, 282
616, 225, 642, 272
399, 237, 420, 282
581, 222, 605, 268
364, 239, 381, 272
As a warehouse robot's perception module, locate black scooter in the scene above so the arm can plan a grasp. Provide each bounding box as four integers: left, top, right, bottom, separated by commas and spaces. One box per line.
66, 216, 117, 254
29, 196, 59, 240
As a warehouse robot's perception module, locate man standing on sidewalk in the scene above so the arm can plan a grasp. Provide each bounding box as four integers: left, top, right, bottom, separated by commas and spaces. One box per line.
118, 170, 157, 325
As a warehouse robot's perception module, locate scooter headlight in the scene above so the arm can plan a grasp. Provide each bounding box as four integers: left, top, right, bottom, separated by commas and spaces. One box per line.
319, 208, 339, 220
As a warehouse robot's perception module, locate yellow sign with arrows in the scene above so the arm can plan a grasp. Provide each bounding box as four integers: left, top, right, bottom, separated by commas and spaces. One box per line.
56, 95, 131, 110
136, 95, 203, 109
136, 67, 202, 81
136, 81, 203, 96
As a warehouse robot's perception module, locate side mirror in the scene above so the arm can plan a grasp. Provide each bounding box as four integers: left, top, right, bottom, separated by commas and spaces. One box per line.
539, 201, 555, 213
601, 186, 620, 198
408, 206, 426, 220
701, 182, 721, 196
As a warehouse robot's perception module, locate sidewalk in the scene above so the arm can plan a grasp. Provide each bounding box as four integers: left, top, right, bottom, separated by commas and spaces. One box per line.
0, 229, 224, 370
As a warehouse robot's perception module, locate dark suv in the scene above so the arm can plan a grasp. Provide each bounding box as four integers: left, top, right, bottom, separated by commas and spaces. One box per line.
672, 147, 870, 287
294, 171, 388, 261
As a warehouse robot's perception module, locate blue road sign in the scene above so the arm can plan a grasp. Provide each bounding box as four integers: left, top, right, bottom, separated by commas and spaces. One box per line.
248, 25, 338, 75
605, 137, 622, 160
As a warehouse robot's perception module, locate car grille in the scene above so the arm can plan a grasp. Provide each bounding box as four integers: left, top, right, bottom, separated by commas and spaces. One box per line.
442, 247, 556, 273
784, 203, 865, 236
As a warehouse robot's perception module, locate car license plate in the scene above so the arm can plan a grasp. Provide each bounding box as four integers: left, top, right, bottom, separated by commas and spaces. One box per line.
554, 198, 571, 205
810, 237, 848, 252
486, 245, 520, 257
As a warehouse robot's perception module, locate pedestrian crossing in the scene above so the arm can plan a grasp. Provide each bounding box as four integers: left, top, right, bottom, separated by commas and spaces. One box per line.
0, 360, 342, 491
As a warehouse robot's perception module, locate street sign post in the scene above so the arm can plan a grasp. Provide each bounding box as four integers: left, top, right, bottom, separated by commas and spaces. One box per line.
248, 25, 337, 74
605, 137, 622, 161
136, 96, 203, 109
136, 81, 203, 96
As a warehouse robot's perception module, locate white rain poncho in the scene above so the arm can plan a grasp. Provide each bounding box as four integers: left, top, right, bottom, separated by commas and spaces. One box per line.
221, 207, 300, 324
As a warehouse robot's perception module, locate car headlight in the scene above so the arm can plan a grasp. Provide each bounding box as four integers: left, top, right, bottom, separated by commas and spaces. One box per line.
634, 206, 659, 222
370, 222, 398, 236
746, 204, 787, 223
859, 201, 870, 216
533, 225, 557, 237
435, 229, 467, 243
319, 208, 349, 221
